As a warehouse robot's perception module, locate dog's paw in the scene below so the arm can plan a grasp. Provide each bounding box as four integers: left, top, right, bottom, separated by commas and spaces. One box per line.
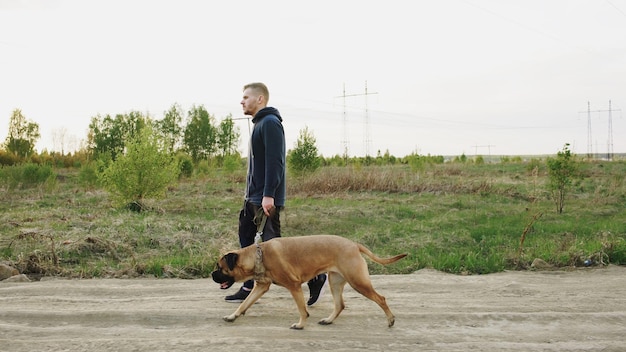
318, 319, 333, 326
290, 323, 304, 330
223, 314, 237, 322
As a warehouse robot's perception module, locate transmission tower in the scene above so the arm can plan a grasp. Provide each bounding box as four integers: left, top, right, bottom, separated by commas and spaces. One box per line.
340, 83, 350, 159
364, 81, 373, 157
587, 101, 592, 159
472, 145, 495, 156
580, 101, 621, 160
335, 81, 378, 157
607, 100, 617, 160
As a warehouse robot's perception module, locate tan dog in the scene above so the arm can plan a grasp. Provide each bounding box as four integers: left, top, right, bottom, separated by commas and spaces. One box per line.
211, 234, 407, 329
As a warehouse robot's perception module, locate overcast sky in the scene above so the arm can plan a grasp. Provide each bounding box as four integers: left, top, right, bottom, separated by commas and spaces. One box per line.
1, 0, 625, 157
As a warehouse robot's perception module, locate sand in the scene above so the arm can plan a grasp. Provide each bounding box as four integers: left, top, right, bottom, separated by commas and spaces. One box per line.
1, 265, 625, 352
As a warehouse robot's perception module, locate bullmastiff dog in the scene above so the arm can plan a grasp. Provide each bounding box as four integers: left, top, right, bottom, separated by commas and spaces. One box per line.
211, 234, 407, 329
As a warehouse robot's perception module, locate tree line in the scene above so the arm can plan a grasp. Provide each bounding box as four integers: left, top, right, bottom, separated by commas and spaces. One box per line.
1, 105, 241, 166
1, 108, 582, 215
88, 104, 240, 162
2, 106, 449, 170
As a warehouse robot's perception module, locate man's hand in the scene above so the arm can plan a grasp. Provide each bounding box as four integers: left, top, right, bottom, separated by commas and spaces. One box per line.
261, 196, 275, 216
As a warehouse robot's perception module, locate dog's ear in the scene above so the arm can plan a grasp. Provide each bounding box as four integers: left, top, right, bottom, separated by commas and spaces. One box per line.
224, 253, 238, 271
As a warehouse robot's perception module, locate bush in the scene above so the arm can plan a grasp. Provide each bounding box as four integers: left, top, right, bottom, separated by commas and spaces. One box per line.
0, 163, 56, 189
546, 144, 579, 213
78, 162, 100, 189
194, 159, 214, 178
222, 154, 242, 175
22, 163, 53, 184
98, 126, 180, 210
0, 150, 19, 166
288, 126, 320, 175
177, 153, 194, 179
526, 158, 543, 174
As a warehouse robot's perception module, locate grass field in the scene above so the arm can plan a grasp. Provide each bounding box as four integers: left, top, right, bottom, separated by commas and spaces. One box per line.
1, 159, 625, 279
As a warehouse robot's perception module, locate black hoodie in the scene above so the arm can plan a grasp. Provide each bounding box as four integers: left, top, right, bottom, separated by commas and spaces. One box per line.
245, 107, 286, 206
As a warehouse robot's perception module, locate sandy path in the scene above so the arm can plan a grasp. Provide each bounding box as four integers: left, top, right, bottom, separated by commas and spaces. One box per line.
1, 266, 625, 352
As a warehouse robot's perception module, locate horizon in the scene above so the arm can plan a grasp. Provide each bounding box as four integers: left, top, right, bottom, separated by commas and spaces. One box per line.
1, 103, 625, 159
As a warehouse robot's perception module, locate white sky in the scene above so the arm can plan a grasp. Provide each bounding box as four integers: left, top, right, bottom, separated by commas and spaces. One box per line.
1, 0, 625, 157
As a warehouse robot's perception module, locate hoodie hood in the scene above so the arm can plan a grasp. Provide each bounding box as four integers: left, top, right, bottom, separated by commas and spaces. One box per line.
252, 107, 282, 123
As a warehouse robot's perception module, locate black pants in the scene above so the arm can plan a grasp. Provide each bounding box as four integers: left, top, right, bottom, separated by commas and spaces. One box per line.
238, 201, 281, 290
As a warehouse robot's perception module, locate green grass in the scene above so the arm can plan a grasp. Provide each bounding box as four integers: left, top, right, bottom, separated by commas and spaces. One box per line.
0, 160, 625, 279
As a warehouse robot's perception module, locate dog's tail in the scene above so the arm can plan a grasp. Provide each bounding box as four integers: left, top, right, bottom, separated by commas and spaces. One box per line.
357, 244, 407, 265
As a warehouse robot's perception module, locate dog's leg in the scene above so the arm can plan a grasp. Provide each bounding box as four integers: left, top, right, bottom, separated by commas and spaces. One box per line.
286, 284, 309, 330
223, 281, 270, 322
319, 271, 346, 325
343, 261, 396, 327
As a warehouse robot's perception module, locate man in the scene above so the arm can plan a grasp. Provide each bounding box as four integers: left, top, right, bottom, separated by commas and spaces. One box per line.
225, 82, 326, 306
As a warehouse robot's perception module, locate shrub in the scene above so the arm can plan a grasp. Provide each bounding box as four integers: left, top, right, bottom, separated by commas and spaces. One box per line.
194, 159, 214, 178
177, 153, 194, 179
222, 154, 242, 175
98, 126, 180, 210
526, 158, 543, 174
0, 150, 19, 166
0, 163, 56, 189
78, 162, 100, 189
546, 143, 579, 214
288, 126, 320, 175
453, 153, 468, 163
22, 163, 53, 185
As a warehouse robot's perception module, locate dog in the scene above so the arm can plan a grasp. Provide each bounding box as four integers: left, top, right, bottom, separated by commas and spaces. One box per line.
211, 234, 407, 329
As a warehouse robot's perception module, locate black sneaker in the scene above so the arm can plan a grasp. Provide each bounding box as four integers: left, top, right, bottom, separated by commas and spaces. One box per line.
225, 288, 250, 303
307, 273, 327, 306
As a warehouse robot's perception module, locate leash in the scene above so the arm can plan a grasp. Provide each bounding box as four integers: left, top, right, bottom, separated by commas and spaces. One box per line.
254, 207, 267, 245
253, 208, 267, 280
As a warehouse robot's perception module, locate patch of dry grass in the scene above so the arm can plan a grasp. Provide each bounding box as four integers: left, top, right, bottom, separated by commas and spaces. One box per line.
1, 160, 625, 278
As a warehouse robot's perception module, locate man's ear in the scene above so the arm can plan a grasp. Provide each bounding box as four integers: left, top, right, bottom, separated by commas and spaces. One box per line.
224, 253, 238, 271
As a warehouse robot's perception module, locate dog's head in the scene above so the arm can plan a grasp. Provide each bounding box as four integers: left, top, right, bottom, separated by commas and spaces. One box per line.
211, 252, 239, 290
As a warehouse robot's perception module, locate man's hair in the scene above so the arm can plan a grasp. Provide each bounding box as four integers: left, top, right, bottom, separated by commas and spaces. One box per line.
243, 82, 270, 103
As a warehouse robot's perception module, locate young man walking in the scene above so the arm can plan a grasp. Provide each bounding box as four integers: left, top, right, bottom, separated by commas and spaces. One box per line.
224, 82, 326, 306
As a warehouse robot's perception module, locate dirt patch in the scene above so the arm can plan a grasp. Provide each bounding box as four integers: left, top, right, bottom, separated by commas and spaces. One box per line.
1, 266, 625, 351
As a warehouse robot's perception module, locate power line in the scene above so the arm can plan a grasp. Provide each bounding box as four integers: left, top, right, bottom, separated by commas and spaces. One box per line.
606, 0, 626, 17
461, 0, 595, 55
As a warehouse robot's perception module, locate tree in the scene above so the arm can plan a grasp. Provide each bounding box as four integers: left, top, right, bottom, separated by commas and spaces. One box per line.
88, 114, 122, 160
88, 111, 149, 160
183, 105, 217, 162
98, 125, 179, 210
453, 153, 468, 163
546, 143, 579, 214
287, 126, 320, 175
4, 109, 40, 158
51, 127, 68, 155
217, 114, 240, 157
155, 103, 183, 154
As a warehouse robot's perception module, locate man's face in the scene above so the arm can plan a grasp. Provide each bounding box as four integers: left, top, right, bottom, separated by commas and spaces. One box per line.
241, 88, 262, 116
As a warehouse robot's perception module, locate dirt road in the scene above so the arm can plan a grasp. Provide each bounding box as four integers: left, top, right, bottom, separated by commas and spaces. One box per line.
1, 266, 625, 352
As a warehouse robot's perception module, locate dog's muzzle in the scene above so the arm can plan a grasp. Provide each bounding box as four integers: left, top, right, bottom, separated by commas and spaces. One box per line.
212, 269, 235, 290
